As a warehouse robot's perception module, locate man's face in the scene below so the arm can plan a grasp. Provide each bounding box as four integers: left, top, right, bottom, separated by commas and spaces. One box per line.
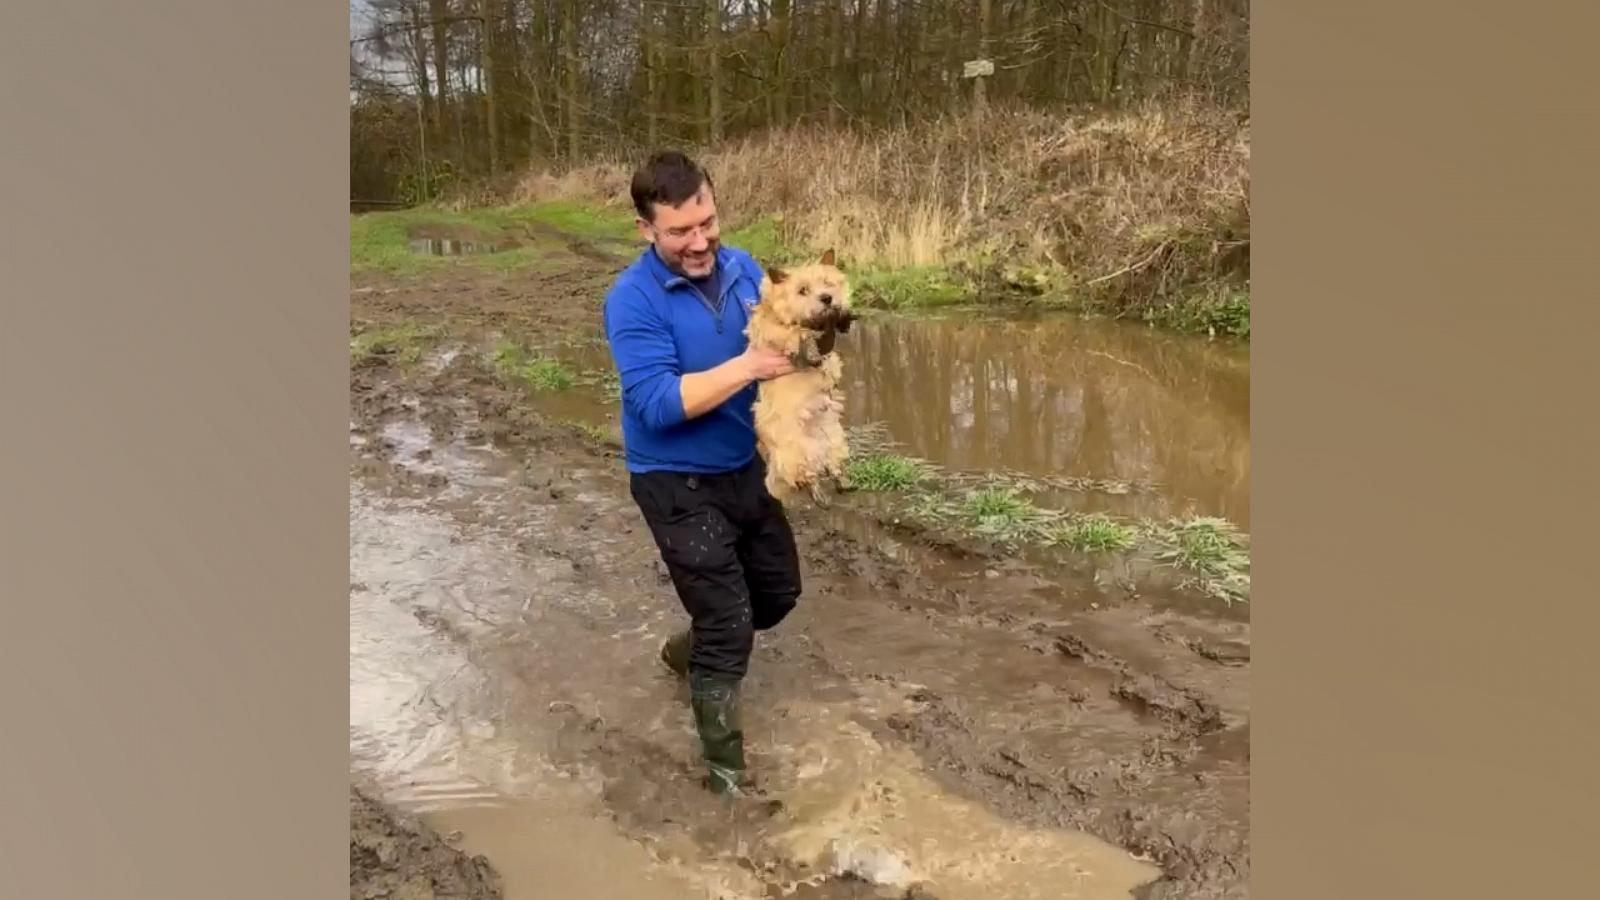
639, 184, 720, 278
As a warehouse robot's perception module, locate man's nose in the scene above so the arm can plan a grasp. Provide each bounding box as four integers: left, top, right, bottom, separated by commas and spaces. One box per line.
688, 231, 710, 252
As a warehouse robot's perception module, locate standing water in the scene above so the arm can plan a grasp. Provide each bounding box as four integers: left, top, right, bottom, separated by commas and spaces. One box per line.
842, 311, 1250, 528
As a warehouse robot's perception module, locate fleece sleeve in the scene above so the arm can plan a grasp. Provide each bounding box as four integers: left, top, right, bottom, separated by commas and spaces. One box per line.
603, 286, 687, 432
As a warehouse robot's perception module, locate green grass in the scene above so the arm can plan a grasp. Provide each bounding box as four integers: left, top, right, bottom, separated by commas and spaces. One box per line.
844, 454, 927, 492
563, 419, 620, 445
722, 216, 802, 265
352, 208, 530, 276
1141, 287, 1250, 339
350, 323, 438, 365
959, 486, 1050, 544
510, 201, 637, 243
353, 203, 637, 276
851, 265, 970, 309
1151, 516, 1251, 604
1050, 514, 1139, 553
492, 341, 576, 391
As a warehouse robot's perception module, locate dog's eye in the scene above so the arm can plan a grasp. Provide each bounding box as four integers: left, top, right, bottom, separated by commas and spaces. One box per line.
798, 285, 810, 296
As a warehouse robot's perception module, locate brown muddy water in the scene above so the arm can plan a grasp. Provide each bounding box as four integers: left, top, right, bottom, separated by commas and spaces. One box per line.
843, 312, 1250, 529
350, 456, 1164, 899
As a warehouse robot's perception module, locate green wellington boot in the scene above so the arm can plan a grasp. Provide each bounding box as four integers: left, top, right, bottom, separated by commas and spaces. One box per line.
659, 628, 691, 679
689, 670, 747, 795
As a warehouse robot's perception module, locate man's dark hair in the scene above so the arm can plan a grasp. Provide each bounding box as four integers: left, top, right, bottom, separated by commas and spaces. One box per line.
630, 151, 714, 222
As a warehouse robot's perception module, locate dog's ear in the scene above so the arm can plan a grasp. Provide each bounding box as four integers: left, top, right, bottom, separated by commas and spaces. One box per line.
819, 248, 835, 266
767, 267, 789, 285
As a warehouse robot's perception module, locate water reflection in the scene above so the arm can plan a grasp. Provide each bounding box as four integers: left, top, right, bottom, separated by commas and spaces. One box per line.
841, 312, 1250, 528
408, 237, 510, 255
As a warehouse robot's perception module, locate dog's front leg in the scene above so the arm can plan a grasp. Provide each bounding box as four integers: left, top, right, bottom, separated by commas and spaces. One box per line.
793, 334, 826, 369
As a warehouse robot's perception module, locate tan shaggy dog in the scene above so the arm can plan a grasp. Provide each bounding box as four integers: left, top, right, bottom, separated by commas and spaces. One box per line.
746, 250, 857, 504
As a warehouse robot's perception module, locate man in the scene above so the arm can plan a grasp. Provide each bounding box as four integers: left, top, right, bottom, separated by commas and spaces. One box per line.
602, 151, 800, 795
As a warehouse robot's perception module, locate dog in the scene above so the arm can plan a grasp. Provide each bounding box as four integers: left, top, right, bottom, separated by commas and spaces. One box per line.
745, 249, 857, 504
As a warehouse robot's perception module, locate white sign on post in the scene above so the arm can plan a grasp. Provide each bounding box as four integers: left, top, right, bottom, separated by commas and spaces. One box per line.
962, 59, 995, 79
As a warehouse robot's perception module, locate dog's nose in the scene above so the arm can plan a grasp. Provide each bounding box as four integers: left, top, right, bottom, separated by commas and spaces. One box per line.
819, 293, 834, 305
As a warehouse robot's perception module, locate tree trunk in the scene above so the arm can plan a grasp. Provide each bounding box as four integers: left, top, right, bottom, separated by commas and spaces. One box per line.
428, 0, 457, 163
772, 0, 791, 126
974, 0, 992, 114
706, 0, 723, 143
642, 0, 660, 148
827, 0, 843, 126
481, 0, 500, 174
408, 1, 435, 147
563, 0, 579, 159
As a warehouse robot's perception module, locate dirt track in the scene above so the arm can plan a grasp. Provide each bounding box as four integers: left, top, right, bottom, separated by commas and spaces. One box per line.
348, 228, 1249, 899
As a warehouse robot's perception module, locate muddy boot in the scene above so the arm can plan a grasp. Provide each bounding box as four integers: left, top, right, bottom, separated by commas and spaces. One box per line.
659, 628, 691, 679
689, 670, 746, 795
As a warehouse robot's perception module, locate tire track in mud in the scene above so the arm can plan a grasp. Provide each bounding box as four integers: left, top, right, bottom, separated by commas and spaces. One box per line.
349, 349, 1250, 899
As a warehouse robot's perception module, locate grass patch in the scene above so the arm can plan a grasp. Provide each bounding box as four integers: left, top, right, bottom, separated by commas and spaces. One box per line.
723, 215, 802, 265
350, 323, 438, 365
511, 201, 636, 243
844, 454, 927, 492
959, 486, 1051, 544
1138, 286, 1250, 338
851, 265, 969, 309
1150, 516, 1251, 604
352, 207, 527, 276
492, 341, 576, 391
1050, 514, 1138, 553
353, 202, 641, 276
563, 419, 620, 446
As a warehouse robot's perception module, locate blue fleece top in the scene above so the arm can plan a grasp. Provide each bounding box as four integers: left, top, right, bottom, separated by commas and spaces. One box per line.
602, 244, 766, 474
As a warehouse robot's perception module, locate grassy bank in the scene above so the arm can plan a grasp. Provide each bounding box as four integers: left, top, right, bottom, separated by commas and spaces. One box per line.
842, 436, 1250, 606
499, 102, 1249, 336
350, 201, 636, 276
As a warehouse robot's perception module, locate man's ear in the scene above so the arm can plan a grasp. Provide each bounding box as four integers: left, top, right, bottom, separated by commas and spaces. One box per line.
819, 248, 835, 266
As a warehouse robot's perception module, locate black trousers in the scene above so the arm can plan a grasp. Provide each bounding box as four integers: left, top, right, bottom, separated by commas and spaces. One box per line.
629, 458, 802, 680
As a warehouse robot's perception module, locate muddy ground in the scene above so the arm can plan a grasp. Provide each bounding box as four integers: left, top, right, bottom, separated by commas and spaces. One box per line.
351, 784, 503, 900
349, 225, 1249, 899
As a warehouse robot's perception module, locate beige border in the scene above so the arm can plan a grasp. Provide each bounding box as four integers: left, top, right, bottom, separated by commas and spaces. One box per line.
1, 2, 349, 896
6, 2, 1597, 898
1254, 1, 1600, 897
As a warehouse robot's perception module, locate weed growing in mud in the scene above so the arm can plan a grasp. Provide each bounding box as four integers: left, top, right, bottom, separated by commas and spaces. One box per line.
351, 324, 438, 366
960, 487, 1053, 544
1150, 517, 1251, 605
573, 369, 623, 404
1051, 514, 1139, 553
1140, 287, 1251, 339
492, 342, 576, 391
844, 454, 928, 492
562, 419, 620, 446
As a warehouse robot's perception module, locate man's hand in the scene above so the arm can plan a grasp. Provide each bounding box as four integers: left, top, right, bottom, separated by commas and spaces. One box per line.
739, 345, 796, 381
678, 346, 795, 421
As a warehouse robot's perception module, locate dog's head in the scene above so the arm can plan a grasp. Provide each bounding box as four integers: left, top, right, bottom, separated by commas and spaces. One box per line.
759, 249, 853, 331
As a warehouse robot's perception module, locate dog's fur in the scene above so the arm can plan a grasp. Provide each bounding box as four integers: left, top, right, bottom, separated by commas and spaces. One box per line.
746, 250, 857, 504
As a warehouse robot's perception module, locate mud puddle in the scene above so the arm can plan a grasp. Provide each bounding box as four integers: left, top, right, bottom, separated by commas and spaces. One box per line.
842, 312, 1249, 528
350, 400, 1181, 898
410, 237, 519, 255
